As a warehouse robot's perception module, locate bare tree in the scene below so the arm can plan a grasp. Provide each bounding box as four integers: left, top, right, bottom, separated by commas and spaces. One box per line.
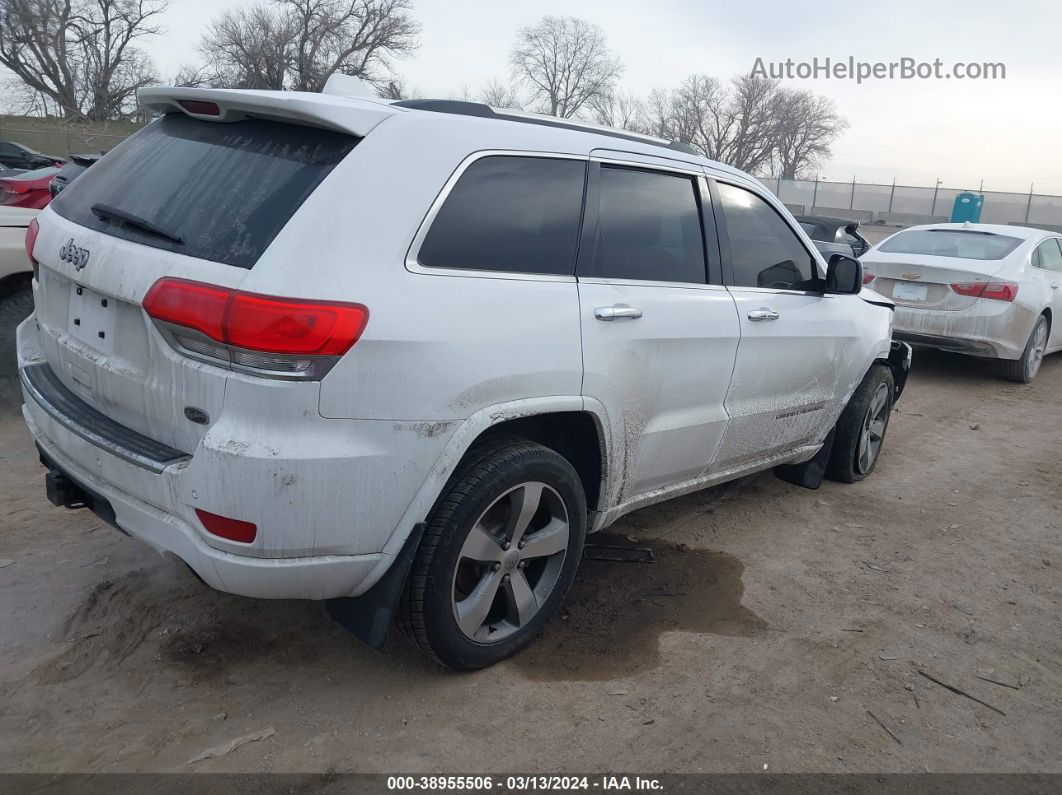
589, 88, 649, 134
772, 89, 846, 178
644, 73, 845, 175
479, 78, 521, 109
196, 0, 417, 92
0, 0, 165, 120
378, 76, 418, 100
196, 4, 294, 89
510, 16, 622, 119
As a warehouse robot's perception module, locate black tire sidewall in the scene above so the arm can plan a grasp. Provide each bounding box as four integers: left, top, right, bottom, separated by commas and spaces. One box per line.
415, 445, 586, 669
828, 365, 895, 483
1023, 316, 1048, 382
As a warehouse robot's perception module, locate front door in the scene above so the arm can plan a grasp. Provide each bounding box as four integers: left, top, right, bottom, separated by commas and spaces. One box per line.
578, 159, 740, 503
710, 179, 855, 471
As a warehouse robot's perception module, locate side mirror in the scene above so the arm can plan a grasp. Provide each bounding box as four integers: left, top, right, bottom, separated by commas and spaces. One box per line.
826, 253, 863, 295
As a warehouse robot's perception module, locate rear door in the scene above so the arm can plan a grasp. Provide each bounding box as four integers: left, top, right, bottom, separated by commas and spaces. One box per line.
577, 155, 739, 502
711, 178, 855, 470
33, 113, 358, 452
1032, 238, 1062, 348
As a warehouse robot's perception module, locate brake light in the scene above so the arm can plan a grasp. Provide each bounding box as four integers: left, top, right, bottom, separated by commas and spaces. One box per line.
951, 281, 1019, 302
25, 217, 39, 266
178, 100, 221, 116
143, 278, 368, 376
863, 272, 875, 284
195, 509, 257, 543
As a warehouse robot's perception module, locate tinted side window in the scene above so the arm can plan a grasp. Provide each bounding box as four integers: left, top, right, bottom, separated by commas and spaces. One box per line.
588, 166, 706, 284
718, 183, 817, 290
419, 156, 585, 275
1036, 239, 1062, 273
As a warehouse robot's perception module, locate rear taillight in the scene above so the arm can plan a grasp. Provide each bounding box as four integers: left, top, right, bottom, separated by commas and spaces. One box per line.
143, 277, 368, 378
863, 272, 875, 284
195, 509, 257, 543
951, 281, 1019, 302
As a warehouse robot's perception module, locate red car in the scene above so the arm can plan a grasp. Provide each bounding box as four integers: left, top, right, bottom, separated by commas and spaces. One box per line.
0, 166, 61, 209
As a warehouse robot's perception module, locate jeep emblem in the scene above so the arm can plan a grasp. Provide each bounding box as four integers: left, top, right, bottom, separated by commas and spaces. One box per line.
59, 239, 90, 271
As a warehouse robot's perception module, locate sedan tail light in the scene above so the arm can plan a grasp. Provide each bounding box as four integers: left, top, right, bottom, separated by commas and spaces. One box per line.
143, 277, 368, 379
951, 281, 1019, 302
25, 217, 39, 267
862, 272, 875, 284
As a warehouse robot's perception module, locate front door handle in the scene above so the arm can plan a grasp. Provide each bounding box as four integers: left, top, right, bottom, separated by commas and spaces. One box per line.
747, 308, 780, 322
1051, 282, 1059, 290
594, 305, 643, 321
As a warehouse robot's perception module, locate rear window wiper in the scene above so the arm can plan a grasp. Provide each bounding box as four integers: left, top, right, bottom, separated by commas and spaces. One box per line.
91, 203, 184, 245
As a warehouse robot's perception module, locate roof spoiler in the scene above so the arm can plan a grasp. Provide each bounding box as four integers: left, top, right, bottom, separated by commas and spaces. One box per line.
137, 85, 397, 137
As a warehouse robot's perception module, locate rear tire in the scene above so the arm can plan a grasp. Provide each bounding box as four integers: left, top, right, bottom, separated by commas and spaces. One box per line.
1000, 315, 1048, 384
0, 285, 33, 410
826, 365, 895, 484
398, 436, 586, 670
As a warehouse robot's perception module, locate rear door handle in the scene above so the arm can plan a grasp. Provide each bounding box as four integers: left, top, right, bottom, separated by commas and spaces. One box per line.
1051, 282, 1060, 290
747, 308, 780, 322
594, 305, 643, 321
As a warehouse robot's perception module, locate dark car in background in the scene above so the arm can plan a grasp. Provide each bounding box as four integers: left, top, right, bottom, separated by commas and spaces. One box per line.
0, 140, 62, 171
795, 214, 871, 258
49, 154, 102, 198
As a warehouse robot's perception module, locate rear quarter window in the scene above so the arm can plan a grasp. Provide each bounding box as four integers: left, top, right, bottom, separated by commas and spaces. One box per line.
50, 113, 358, 269
417, 155, 586, 276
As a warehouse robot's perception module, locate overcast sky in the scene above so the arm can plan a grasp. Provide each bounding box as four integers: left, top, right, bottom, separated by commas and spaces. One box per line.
22, 0, 1062, 193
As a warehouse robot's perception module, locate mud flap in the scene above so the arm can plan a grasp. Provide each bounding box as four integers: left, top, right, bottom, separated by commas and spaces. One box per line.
773, 429, 835, 490
326, 522, 427, 649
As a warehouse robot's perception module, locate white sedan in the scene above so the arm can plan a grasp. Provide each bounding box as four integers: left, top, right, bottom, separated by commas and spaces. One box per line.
861, 223, 1062, 382
1, 206, 38, 399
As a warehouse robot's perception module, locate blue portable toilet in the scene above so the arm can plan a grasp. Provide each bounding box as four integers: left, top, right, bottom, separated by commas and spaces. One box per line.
951, 192, 984, 223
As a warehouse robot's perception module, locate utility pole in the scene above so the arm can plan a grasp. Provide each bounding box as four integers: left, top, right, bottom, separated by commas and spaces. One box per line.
888, 178, 896, 213
812, 175, 819, 213
1025, 183, 1034, 223
850, 175, 856, 210
931, 178, 942, 216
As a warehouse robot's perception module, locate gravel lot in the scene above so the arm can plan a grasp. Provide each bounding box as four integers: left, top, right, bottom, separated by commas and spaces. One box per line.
1, 348, 1059, 773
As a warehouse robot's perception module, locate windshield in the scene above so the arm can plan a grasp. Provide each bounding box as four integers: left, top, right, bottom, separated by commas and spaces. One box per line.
878, 229, 1022, 260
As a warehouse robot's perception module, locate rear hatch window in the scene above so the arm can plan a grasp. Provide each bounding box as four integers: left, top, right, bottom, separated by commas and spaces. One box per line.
50, 113, 358, 269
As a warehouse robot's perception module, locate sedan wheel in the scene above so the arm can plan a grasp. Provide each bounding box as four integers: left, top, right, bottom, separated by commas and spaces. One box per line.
1001, 315, 1050, 384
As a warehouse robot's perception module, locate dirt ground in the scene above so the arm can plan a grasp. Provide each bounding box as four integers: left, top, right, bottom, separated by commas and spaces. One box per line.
0, 348, 1059, 774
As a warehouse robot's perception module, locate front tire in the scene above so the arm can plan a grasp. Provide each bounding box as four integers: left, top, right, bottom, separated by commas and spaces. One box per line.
1000, 314, 1048, 383
826, 365, 895, 483
399, 436, 587, 670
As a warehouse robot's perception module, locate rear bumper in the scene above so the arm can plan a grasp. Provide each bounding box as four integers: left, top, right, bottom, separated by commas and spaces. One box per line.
27, 409, 385, 599
16, 316, 455, 600
892, 302, 1035, 360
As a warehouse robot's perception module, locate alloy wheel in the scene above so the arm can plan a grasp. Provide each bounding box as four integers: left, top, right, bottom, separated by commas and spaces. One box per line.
1027, 321, 1048, 381
856, 382, 890, 475
451, 482, 570, 643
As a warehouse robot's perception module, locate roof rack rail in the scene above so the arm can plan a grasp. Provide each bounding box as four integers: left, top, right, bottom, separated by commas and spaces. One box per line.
391, 98, 703, 160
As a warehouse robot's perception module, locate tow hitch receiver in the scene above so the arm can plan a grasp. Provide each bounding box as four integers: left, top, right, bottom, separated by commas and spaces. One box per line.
45, 470, 89, 509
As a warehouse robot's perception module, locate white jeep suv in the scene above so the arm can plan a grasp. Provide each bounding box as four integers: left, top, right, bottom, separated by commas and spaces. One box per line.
17, 82, 910, 669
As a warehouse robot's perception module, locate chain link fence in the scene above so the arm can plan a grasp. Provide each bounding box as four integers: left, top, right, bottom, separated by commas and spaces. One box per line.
758, 176, 1062, 231
0, 120, 144, 160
